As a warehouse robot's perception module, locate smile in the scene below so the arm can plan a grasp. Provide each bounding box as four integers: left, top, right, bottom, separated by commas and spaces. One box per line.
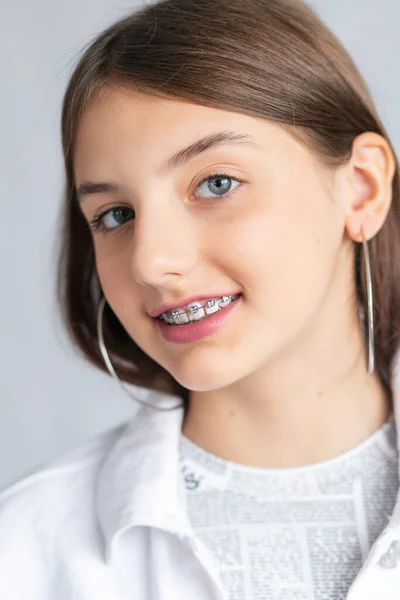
160, 294, 241, 325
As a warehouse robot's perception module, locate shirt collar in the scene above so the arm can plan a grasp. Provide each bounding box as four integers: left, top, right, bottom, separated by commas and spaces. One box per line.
97, 345, 400, 566
96, 391, 188, 564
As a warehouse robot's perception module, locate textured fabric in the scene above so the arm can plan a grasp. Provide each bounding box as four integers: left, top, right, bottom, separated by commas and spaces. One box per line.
178, 413, 399, 599
0, 348, 400, 599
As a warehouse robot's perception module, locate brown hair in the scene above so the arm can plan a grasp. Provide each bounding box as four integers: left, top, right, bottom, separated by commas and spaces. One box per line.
56, 0, 400, 412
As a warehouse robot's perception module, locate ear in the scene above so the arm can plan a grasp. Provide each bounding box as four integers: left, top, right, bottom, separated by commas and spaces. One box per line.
343, 132, 396, 242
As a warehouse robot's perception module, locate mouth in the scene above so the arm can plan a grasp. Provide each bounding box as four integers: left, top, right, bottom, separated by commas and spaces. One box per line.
154, 293, 243, 344
159, 293, 242, 326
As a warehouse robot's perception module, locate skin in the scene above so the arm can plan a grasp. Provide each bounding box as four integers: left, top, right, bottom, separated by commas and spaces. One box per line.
74, 86, 396, 468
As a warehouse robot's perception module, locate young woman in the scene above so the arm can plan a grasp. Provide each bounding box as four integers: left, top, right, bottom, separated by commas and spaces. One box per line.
1, 0, 400, 598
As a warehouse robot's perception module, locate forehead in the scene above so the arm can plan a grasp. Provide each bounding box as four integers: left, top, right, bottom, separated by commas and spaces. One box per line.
73, 87, 310, 181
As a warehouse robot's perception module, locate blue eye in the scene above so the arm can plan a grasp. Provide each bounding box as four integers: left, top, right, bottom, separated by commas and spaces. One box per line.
89, 206, 134, 233
195, 172, 241, 200
88, 172, 242, 234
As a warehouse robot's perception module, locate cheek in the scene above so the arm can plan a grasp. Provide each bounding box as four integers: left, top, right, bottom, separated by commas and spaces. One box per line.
228, 183, 341, 335
95, 244, 120, 293
94, 241, 138, 316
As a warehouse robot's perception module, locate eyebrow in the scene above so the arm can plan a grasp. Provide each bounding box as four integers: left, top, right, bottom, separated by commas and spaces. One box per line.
76, 130, 259, 202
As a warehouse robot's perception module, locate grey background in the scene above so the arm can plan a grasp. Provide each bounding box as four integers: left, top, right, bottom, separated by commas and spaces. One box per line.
1, 0, 399, 491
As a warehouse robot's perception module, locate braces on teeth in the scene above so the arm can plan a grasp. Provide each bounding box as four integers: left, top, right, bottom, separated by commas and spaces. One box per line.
159, 293, 240, 322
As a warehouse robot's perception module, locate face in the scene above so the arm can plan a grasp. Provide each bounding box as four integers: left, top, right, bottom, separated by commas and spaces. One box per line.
74, 87, 353, 393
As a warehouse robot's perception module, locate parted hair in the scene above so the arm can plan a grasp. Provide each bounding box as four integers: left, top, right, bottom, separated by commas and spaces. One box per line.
56, 0, 400, 411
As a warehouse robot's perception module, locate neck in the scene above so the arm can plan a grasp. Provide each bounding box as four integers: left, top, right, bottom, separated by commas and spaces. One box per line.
181, 330, 393, 469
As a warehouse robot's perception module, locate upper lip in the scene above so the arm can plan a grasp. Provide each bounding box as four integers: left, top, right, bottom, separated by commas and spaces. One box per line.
149, 291, 242, 318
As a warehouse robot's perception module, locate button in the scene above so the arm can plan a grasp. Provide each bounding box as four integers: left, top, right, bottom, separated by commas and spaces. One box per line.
379, 540, 400, 569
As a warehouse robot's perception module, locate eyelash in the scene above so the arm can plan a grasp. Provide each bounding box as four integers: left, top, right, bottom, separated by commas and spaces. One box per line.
88, 171, 243, 235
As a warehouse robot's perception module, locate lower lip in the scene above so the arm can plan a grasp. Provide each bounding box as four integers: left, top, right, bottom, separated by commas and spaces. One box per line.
154, 295, 243, 344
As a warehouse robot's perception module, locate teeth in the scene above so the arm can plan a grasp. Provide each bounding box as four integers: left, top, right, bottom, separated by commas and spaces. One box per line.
166, 308, 189, 325
204, 298, 221, 315
219, 296, 233, 308
160, 294, 240, 325
187, 300, 206, 322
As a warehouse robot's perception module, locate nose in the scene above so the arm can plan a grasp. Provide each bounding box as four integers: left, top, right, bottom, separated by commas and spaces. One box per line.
130, 202, 197, 287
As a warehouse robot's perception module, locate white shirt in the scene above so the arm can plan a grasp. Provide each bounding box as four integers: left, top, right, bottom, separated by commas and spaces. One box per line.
1, 348, 400, 600
178, 413, 398, 599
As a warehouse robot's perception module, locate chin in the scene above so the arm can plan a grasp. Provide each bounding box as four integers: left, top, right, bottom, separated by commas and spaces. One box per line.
169, 358, 246, 393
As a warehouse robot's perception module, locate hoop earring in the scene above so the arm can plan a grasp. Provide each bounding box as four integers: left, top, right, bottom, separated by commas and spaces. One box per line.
360, 226, 375, 375
96, 295, 184, 412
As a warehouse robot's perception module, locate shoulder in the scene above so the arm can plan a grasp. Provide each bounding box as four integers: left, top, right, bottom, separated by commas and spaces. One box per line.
0, 420, 129, 599
0, 419, 128, 509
